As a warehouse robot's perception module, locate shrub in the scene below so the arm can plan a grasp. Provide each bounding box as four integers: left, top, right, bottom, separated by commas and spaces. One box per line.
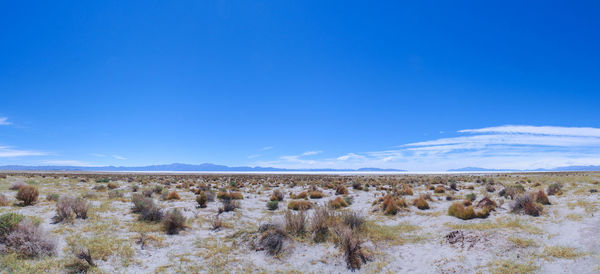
46, 193, 60, 202
211, 215, 223, 230
52, 196, 89, 223
257, 223, 286, 256
16, 185, 39, 206
511, 194, 542, 217
142, 189, 154, 197
398, 185, 413, 196
3, 219, 56, 258
336, 185, 349, 195
153, 185, 164, 194
309, 191, 325, 199
0, 194, 9, 206
287, 200, 313, 210
334, 226, 370, 271
382, 195, 407, 215
162, 209, 186, 235
196, 192, 208, 208
131, 185, 139, 192
352, 181, 363, 190
486, 185, 496, 192
266, 200, 279, 211
328, 197, 349, 209
290, 191, 308, 199
107, 182, 118, 189
341, 211, 365, 231
92, 185, 107, 191
217, 191, 243, 200
343, 195, 354, 205
219, 199, 241, 213
0, 213, 25, 238
284, 210, 306, 235
434, 186, 445, 194
547, 183, 562, 196
412, 196, 430, 210
9, 182, 26, 191
535, 190, 550, 205
448, 201, 489, 220
132, 194, 163, 222
165, 191, 180, 200
499, 185, 525, 199
108, 190, 123, 199
465, 193, 476, 201
311, 207, 333, 242
475, 197, 497, 210
270, 189, 284, 201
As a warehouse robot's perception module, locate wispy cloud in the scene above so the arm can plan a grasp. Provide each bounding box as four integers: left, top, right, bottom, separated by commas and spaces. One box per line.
0, 146, 46, 157
0, 117, 11, 125
248, 154, 261, 159
302, 150, 322, 156
262, 146, 273, 151
90, 153, 106, 157
112, 155, 127, 160
255, 125, 600, 171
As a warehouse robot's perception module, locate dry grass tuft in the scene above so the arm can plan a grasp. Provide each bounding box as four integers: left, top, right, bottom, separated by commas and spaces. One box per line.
287, 200, 313, 211
284, 210, 307, 236
412, 196, 430, 210
16, 185, 38, 206
328, 197, 349, 209
448, 201, 489, 220
162, 208, 186, 235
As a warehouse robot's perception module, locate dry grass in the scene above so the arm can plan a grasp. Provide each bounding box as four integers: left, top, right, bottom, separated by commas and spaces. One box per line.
543, 246, 585, 259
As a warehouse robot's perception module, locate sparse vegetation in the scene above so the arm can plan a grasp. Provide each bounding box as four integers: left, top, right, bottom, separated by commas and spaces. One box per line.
16, 185, 38, 206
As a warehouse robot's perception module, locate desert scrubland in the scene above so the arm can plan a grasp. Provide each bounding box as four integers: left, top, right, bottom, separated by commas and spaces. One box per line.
0, 172, 598, 273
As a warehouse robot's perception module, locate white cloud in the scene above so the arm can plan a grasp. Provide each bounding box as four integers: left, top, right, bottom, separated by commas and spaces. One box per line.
112, 155, 127, 160
257, 125, 600, 171
262, 146, 273, 151
90, 153, 106, 157
0, 146, 46, 157
42, 160, 92, 166
248, 154, 261, 159
302, 150, 322, 156
0, 117, 11, 125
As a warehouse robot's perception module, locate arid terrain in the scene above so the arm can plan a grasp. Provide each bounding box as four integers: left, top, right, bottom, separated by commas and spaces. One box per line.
0, 172, 598, 273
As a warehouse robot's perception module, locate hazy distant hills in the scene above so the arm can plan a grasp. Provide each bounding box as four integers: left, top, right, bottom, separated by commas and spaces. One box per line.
448, 165, 600, 172
0, 163, 406, 172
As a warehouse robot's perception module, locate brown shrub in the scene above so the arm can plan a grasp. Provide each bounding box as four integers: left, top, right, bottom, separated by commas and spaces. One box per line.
52, 196, 88, 224
547, 183, 562, 196
284, 210, 306, 235
290, 191, 308, 199
448, 201, 489, 220
434, 186, 445, 194
162, 208, 186, 235
341, 211, 365, 231
398, 185, 413, 196
270, 189, 284, 201
335, 185, 349, 195
217, 191, 243, 200
412, 196, 430, 210
309, 191, 325, 199
9, 182, 26, 191
107, 182, 118, 189
165, 191, 180, 200
16, 185, 38, 206
535, 190, 550, 205
475, 197, 497, 210
257, 223, 286, 256
382, 195, 407, 215
311, 207, 334, 242
288, 200, 312, 210
0, 194, 9, 206
511, 194, 542, 216
4, 219, 56, 258
352, 181, 363, 190
328, 197, 349, 209
334, 226, 370, 271
219, 199, 241, 213
196, 192, 208, 208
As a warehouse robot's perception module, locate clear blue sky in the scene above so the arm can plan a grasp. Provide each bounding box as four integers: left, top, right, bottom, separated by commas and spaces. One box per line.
1, 1, 599, 170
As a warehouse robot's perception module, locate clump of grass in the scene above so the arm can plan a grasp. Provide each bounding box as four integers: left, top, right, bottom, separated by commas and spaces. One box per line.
287, 200, 312, 211
381, 195, 407, 215
534, 190, 550, 205
108, 190, 123, 199
412, 196, 430, 210
219, 199, 241, 213
270, 189, 284, 201
352, 181, 363, 190
290, 191, 308, 199
543, 246, 584, 259
162, 208, 186, 235
336, 185, 349, 195
92, 185, 107, 191
196, 191, 208, 208
0, 213, 25, 238
284, 210, 306, 236
165, 191, 181, 200
266, 200, 279, 211
0, 194, 9, 206
475, 196, 497, 210
256, 223, 287, 256
311, 206, 334, 242
511, 194, 542, 217
328, 197, 349, 209
16, 185, 38, 206
434, 186, 445, 194
3, 218, 56, 258
499, 184, 525, 199
547, 183, 563, 196
486, 259, 538, 274
448, 201, 489, 220
153, 185, 164, 194
52, 196, 89, 224
334, 226, 371, 271
107, 182, 118, 189
398, 184, 413, 196
341, 211, 365, 231
131, 194, 163, 222
465, 193, 477, 201
217, 191, 243, 200
309, 190, 325, 199
9, 182, 26, 191
46, 193, 60, 202
508, 237, 538, 248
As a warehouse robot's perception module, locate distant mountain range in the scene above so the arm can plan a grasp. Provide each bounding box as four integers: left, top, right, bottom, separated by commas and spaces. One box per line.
0, 163, 406, 172
448, 165, 600, 172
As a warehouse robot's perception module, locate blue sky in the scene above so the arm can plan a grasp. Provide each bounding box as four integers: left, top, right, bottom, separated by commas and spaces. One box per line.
1, 1, 599, 170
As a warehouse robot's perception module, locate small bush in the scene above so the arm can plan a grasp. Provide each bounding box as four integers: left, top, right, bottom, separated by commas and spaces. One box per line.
328, 197, 349, 209
336, 185, 349, 195
142, 189, 154, 197
4, 219, 56, 258
290, 191, 308, 199
257, 223, 286, 256
535, 190, 550, 205
162, 208, 186, 235
9, 182, 26, 191
382, 195, 407, 215
92, 185, 107, 191
165, 191, 180, 200
196, 192, 208, 208
287, 200, 313, 210
412, 196, 430, 210
107, 182, 118, 190
266, 200, 279, 211
434, 186, 445, 193
284, 210, 306, 235
0, 213, 25, 238
52, 196, 89, 223
311, 207, 333, 242
547, 183, 562, 196
270, 189, 284, 201
334, 226, 370, 271
398, 185, 413, 196
16, 185, 38, 206
131, 185, 139, 192
341, 211, 365, 231
108, 190, 123, 199
352, 181, 363, 190
46, 193, 60, 202
217, 191, 243, 200
465, 193, 476, 201
499, 185, 525, 199
219, 199, 241, 213
0, 194, 9, 206
132, 194, 163, 222
153, 185, 164, 194
309, 190, 325, 199
511, 194, 542, 217
448, 201, 489, 220
475, 196, 497, 210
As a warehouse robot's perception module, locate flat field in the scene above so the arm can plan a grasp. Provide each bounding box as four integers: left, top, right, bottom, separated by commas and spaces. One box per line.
0, 172, 598, 273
